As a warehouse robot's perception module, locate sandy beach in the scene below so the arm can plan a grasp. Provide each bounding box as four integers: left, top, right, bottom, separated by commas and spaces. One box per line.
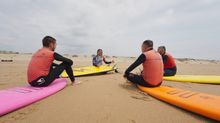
0, 53, 220, 123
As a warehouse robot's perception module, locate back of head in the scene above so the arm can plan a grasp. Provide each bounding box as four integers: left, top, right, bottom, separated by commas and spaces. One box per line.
143, 40, 153, 48
42, 36, 56, 47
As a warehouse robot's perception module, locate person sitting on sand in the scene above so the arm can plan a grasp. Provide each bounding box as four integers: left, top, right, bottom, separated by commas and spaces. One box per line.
27, 36, 77, 87
124, 40, 163, 87
93, 49, 114, 67
157, 46, 177, 76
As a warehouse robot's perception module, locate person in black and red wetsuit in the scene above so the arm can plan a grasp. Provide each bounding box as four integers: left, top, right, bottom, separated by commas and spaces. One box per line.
27, 36, 79, 87
158, 46, 177, 76
124, 40, 163, 87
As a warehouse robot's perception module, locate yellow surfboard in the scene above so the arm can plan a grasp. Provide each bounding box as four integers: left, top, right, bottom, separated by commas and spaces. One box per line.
138, 85, 220, 121
163, 75, 220, 84
61, 65, 117, 77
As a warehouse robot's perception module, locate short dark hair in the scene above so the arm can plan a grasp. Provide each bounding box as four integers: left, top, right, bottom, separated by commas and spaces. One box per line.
42, 36, 56, 47
97, 49, 103, 53
143, 40, 153, 48
158, 46, 166, 52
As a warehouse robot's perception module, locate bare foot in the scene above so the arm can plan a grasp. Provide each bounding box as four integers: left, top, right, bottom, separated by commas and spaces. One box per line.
71, 80, 82, 86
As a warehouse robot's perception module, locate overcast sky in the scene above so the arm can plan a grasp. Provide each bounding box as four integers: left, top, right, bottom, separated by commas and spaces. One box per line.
0, 0, 220, 60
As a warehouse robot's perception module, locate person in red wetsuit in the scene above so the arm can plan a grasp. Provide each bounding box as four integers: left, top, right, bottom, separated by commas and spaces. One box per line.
157, 46, 177, 76
27, 36, 76, 87
124, 40, 163, 87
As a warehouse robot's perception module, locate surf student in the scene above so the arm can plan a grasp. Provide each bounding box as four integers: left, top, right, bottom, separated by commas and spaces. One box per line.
27, 36, 76, 87
124, 40, 163, 87
92, 49, 114, 67
158, 46, 177, 76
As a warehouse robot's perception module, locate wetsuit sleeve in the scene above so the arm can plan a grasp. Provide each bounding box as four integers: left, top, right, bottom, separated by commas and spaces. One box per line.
124, 54, 146, 76
54, 52, 73, 65
103, 57, 112, 64
52, 63, 58, 66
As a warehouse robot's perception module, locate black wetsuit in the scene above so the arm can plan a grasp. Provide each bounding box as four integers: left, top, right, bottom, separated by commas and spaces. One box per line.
30, 53, 75, 87
124, 53, 161, 87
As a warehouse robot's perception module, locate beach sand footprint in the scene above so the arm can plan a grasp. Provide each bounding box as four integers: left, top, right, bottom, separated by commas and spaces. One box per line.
119, 82, 152, 102
130, 95, 151, 101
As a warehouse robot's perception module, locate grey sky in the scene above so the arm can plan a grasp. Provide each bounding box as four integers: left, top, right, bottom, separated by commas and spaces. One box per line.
0, 0, 220, 60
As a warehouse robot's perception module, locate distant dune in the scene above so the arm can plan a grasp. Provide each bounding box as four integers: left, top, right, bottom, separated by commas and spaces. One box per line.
0, 50, 19, 54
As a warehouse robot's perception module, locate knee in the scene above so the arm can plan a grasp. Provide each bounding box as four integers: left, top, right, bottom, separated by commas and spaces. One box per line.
68, 60, 73, 66
64, 60, 73, 66
126, 74, 133, 81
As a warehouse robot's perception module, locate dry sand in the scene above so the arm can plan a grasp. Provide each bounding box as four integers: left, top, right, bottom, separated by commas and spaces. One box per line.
0, 54, 220, 123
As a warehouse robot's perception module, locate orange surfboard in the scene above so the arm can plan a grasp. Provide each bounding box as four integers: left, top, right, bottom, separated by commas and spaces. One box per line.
137, 85, 220, 121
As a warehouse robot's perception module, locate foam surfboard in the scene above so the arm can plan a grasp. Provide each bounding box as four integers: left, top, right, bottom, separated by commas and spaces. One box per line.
163, 75, 220, 84
61, 65, 117, 77
0, 78, 67, 116
138, 85, 220, 121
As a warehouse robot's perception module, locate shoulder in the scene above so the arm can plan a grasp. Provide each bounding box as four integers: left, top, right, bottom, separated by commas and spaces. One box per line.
165, 52, 174, 58
93, 55, 98, 59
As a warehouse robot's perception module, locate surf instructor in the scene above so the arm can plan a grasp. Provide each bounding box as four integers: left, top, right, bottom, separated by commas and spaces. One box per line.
93, 49, 114, 67
124, 40, 163, 87
27, 36, 76, 87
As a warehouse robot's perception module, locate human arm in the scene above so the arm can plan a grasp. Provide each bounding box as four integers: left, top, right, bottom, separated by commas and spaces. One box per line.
54, 52, 73, 65
124, 54, 146, 78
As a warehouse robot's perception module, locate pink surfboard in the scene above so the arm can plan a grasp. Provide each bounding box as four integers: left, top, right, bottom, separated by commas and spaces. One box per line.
0, 78, 67, 116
